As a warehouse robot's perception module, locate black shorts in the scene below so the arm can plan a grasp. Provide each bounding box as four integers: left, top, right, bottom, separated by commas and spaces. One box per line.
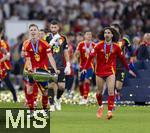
116, 69, 125, 82
49, 67, 65, 82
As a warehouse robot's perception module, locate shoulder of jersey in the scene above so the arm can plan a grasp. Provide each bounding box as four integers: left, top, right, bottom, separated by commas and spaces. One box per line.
96, 41, 104, 46
40, 39, 49, 46
44, 33, 50, 39
113, 42, 119, 48
78, 41, 84, 45
23, 39, 31, 50
60, 34, 67, 39
23, 39, 30, 46
0, 40, 8, 47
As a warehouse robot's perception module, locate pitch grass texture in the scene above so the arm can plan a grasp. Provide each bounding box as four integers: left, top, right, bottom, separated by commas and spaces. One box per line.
0, 103, 150, 133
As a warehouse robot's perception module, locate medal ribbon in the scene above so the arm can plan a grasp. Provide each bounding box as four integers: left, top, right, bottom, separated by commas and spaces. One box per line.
104, 42, 113, 61
31, 40, 39, 54
84, 41, 92, 54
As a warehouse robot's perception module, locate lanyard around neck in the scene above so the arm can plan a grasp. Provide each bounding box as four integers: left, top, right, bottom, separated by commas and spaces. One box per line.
31, 40, 39, 54
104, 41, 113, 58
84, 41, 92, 53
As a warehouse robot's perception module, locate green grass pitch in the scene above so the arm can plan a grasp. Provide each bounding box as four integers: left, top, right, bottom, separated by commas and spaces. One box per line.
0, 102, 150, 133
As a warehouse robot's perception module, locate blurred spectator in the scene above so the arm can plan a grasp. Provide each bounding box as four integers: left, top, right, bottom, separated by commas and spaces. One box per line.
132, 36, 141, 53
136, 33, 150, 61
0, 0, 148, 38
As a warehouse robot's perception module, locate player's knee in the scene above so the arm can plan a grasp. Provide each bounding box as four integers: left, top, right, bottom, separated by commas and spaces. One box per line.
108, 90, 114, 96
84, 79, 90, 83
116, 83, 123, 90
58, 83, 65, 90
43, 90, 48, 96
26, 85, 33, 94
96, 86, 103, 94
48, 82, 56, 88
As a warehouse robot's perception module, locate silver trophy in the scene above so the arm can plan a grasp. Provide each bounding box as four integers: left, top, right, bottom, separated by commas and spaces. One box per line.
24, 69, 58, 82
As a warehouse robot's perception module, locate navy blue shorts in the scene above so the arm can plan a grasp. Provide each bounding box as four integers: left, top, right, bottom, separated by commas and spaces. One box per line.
23, 75, 48, 90
80, 68, 94, 82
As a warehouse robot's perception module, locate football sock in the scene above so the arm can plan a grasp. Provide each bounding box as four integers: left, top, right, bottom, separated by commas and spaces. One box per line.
79, 84, 84, 96
26, 93, 34, 111
48, 89, 54, 105
56, 88, 64, 99
83, 82, 90, 99
33, 83, 38, 103
108, 95, 115, 111
96, 93, 103, 106
42, 95, 48, 110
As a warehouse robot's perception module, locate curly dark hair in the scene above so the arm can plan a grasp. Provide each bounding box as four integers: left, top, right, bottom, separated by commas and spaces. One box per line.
98, 27, 120, 42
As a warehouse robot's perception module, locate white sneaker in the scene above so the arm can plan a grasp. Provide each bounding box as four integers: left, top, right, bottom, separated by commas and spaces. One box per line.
79, 98, 88, 105
49, 105, 55, 112
55, 99, 62, 111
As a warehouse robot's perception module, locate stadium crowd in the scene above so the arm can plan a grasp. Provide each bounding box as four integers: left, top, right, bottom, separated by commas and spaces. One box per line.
0, 0, 149, 35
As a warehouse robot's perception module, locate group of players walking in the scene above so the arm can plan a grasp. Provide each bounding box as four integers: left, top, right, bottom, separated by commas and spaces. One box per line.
0, 21, 137, 120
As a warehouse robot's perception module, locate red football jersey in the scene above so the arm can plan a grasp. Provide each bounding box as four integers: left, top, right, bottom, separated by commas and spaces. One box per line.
0, 40, 12, 70
84, 41, 129, 77
24, 39, 51, 70
76, 41, 95, 70
22, 39, 30, 57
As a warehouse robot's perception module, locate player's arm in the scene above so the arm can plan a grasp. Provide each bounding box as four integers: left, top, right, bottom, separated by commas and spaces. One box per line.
44, 41, 59, 73
62, 36, 71, 74
116, 45, 136, 77
0, 47, 10, 63
123, 37, 136, 62
74, 43, 81, 63
123, 37, 133, 54
62, 36, 69, 62
64, 49, 70, 63
23, 44, 33, 72
24, 57, 32, 72
84, 45, 97, 70
47, 52, 58, 73
116, 45, 129, 70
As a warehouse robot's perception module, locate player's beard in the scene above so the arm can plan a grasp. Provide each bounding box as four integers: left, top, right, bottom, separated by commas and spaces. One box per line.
105, 36, 112, 43
51, 31, 58, 35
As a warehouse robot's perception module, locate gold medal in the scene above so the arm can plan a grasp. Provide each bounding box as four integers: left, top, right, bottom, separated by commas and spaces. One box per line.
34, 53, 40, 62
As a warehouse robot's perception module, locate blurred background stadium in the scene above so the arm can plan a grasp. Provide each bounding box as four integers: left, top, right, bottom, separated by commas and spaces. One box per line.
0, 0, 150, 104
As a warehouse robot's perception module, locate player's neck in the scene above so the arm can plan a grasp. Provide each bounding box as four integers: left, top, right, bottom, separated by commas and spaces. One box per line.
31, 38, 38, 44
52, 32, 58, 36
85, 40, 91, 43
105, 39, 112, 45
